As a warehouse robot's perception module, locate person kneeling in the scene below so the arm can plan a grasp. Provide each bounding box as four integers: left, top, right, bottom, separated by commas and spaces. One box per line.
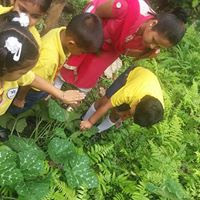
80, 66, 164, 132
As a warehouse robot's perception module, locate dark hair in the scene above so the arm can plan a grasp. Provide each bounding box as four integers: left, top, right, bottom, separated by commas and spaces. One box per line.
0, 21, 39, 77
20, 0, 52, 12
66, 13, 103, 53
0, 11, 19, 24
133, 95, 164, 127
152, 8, 187, 45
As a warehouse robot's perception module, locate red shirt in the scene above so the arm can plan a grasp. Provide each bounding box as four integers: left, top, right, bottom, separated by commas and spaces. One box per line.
60, 0, 155, 88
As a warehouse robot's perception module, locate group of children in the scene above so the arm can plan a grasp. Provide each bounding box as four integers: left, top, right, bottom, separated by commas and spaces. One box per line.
0, 0, 187, 139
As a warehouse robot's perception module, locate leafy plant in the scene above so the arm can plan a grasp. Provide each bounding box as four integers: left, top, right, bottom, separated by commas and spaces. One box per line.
1, 21, 200, 200
0, 134, 98, 199
48, 137, 98, 189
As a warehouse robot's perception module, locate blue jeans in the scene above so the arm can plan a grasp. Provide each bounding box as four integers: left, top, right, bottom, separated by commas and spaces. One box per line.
8, 89, 48, 115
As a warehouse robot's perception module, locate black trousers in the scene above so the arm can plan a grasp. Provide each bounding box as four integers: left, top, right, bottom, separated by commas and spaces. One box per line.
106, 65, 135, 112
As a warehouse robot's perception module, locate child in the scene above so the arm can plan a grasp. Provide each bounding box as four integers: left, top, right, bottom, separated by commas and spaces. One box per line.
9, 13, 103, 114
59, 0, 187, 92
80, 66, 164, 132
0, 0, 52, 47
0, 21, 85, 117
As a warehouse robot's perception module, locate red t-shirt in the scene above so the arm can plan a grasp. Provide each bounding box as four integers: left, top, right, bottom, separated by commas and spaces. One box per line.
60, 0, 154, 88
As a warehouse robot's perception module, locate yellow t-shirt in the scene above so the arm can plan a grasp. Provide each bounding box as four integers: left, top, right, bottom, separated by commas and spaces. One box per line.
0, 5, 12, 14
0, 5, 41, 48
32, 27, 68, 85
0, 71, 35, 115
111, 67, 164, 108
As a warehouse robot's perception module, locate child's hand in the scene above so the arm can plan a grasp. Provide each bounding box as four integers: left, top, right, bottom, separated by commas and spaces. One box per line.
69, 101, 81, 108
149, 48, 160, 58
13, 98, 25, 108
61, 90, 85, 104
80, 120, 93, 130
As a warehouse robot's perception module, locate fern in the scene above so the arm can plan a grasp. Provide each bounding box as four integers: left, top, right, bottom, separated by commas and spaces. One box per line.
76, 187, 88, 200
53, 179, 77, 200
88, 143, 114, 163
0, 186, 15, 198
131, 182, 149, 200
113, 193, 126, 200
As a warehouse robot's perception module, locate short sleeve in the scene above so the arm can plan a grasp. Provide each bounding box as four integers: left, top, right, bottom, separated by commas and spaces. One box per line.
110, 88, 128, 107
32, 47, 58, 82
33, 60, 56, 82
17, 71, 35, 86
0, 6, 12, 15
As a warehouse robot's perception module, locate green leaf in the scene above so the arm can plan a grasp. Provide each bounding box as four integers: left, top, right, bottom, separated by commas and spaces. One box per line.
0, 145, 12, 152
82, 127, 98, 138
48, 99, 69, 122
192, 0, 199, 8
48, 137, 76, 164
15, 118, 27, 133
67, 111, 81, 122
0, 113, 15, 129
54, 127, 67, 139
146, 178, 188, 200
0, 147, 24, 187
64, 161, 80, 187
16, 177, 51, 200
70, 127, 98, 141
163, 178, 188, 200
18, 150, 46, 180
64, 154, 98, 189
5, 136, 46, 180
6, 136, 45, 159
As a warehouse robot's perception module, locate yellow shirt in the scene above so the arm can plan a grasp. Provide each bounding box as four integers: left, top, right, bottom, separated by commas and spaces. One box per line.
0, 71, 35, 115
33, 27, 68, 85
111, 67, 164, 108
0, 5, 41, 48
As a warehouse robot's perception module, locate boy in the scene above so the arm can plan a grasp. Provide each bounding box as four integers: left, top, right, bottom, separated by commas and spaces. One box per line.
80, 66, 164, 132
9, 13, 103, 114
56, 0, 186, 95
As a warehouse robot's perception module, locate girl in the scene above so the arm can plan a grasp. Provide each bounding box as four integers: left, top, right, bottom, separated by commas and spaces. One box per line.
59, 0, 187, 91
0, 21, 85, 117
0, 0, 52, 46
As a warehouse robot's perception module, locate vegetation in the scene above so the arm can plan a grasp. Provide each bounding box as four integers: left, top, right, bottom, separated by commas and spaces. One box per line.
0, 22, 199, 199
0, 0, 200, 199
150, 0, 200, 20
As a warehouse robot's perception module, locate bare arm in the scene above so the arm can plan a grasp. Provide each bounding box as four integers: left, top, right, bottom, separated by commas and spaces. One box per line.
95, 0, 115, 18
80, 99, 113, 130
16, 85, 31, 100
90, 99, 113, 124
13, 85, 31, 108
31, 75, 85, 104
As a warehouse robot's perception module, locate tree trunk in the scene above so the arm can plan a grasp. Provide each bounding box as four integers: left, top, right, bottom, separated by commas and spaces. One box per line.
0, 0, 12, 6
42, 0, 66, 35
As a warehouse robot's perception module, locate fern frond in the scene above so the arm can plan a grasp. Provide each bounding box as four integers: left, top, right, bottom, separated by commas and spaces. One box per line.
54, 178, 77, 200
76, 186, 88, 200
0, 186, 15, 198
131, 182, 149, 200
88, 144, 114, 163
113, 193, 126, 200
